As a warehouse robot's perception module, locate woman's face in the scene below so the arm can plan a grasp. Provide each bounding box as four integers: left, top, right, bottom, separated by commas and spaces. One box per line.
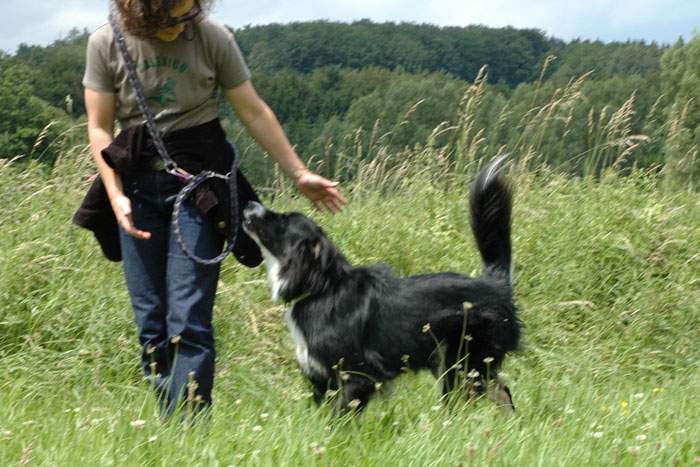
154, 0, 197, 42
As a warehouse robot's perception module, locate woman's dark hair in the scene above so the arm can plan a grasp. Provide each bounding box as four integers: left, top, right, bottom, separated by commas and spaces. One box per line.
116, 0, 213, 38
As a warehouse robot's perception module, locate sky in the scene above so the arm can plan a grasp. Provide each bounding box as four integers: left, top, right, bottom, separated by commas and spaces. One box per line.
0, 0, 698, 54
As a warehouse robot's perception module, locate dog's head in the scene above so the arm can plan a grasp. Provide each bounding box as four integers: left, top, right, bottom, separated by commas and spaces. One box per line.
242, 201, 350, 303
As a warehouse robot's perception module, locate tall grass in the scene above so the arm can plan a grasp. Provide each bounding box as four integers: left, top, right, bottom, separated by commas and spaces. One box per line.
221, 64, 697, 191
0, 92, 698, 464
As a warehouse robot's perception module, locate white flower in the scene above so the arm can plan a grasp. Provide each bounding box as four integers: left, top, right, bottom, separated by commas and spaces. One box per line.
130, 420, 146, 429
252, 425, 263, 432
592, 431, 604, 439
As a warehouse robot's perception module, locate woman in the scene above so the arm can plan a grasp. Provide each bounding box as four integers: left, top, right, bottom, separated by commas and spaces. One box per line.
81, 0, 346, 415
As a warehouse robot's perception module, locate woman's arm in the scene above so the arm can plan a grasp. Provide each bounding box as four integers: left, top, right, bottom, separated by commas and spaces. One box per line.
223, 81, 346, 213
85, 88, 151, 239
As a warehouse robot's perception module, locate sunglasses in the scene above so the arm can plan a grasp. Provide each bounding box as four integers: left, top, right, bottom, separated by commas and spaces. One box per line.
162, 1, 201, 27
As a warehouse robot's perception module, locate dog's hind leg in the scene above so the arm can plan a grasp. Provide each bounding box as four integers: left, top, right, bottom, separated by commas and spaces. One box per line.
486, 381, 515, 414
335, 375, 376, 414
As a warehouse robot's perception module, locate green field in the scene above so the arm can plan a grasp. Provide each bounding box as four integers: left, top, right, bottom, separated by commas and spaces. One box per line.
0, 147, 698, 465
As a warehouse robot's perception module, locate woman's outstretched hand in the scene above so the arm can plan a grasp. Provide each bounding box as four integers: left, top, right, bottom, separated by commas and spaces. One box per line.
294, 170, 347, 214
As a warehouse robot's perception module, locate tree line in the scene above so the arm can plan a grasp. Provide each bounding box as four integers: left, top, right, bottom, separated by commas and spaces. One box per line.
0, 20, 696, 187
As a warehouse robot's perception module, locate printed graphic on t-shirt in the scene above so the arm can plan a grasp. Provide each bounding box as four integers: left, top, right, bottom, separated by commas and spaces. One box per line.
139, 55, 189, 106
140, 56, 189, 74
148, 77, 177, 105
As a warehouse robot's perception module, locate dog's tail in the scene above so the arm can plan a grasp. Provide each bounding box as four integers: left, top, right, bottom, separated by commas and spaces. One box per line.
469, 155, 513, 284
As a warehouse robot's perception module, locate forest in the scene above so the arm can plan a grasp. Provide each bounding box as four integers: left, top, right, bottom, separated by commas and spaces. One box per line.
0, 20, 697, 187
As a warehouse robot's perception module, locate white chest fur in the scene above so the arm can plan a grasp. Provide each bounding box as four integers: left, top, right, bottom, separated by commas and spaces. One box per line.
285, 305, 327, 379
259, 244, 286, 303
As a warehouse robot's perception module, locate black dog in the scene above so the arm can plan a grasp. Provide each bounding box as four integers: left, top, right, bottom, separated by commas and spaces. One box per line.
242, 156, 520, 412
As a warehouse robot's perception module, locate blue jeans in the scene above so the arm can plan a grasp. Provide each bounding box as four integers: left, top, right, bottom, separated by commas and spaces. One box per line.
119, 170, 224, 415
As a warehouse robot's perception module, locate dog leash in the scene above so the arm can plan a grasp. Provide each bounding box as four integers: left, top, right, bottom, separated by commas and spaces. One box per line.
109, 11, 239, 265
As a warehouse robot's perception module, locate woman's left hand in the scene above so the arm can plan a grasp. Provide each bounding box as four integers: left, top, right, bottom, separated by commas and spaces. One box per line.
295, 170, 347, 214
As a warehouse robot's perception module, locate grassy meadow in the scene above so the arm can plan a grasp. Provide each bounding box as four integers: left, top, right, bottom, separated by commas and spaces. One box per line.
0, 133, 698, 466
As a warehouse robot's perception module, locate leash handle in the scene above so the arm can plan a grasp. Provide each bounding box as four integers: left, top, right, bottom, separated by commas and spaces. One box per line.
172, 165, 240, 266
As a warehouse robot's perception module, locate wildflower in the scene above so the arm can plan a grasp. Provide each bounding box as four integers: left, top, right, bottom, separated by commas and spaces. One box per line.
260, 413, 269, 421
347, 399, 361, 409
463, 301, 473, 311
170, 335, 181, 344
310, 442, 326, 456
620, 400, 629, 416
483, 357, 495, 364
633, 393, 644, 400
464, 335, 473, 341
401, 354, 410, 363
130, 420, 146, 429
374, 382, 383, 391
422, 323, 431, 333
252, 425, 263, 432
313, 445, 326, 456
234, 399, 242, 405
340, 372, 350, 381
592, 431, 604, 439
148, 436, 158, 443
635, 434, 647, 442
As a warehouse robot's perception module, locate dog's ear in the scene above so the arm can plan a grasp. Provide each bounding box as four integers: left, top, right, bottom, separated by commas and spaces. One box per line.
279, 235, 325, 301
312, 240, 322, 260
309, 235, 338, 274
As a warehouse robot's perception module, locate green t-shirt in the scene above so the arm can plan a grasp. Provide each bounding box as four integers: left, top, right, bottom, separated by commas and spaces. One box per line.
83, 18, 250, 133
